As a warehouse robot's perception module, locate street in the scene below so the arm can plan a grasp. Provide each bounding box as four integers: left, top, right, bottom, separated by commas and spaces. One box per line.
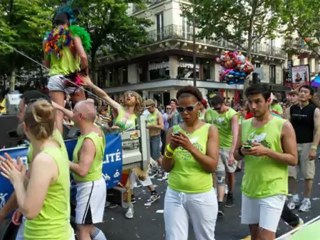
100, 162, 320, 240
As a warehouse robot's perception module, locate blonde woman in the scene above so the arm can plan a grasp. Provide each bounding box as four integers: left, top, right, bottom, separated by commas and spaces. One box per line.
0, 100, 73, 240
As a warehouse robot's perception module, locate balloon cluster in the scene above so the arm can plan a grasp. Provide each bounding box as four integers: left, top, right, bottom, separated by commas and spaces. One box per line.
216, 51, 254, 85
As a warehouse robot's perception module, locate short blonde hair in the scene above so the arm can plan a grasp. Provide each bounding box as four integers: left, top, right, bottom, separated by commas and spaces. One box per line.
24, 100, 55, 140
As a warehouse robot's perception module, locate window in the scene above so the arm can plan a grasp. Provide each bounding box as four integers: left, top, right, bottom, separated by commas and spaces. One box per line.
255, 62, 261, 68
182, 17, 191, 40
156, 12, 164, 41
269, 65, 276, 84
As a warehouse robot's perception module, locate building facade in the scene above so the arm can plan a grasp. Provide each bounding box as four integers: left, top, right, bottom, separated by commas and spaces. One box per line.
97, 0, 287, 106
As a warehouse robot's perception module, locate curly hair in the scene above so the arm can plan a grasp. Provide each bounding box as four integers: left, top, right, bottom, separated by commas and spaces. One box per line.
124, 91, 143, 115
176, 86, 203, 102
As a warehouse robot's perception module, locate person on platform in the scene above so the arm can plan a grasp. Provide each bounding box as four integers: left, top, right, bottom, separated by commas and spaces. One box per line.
44, 12, 91, 133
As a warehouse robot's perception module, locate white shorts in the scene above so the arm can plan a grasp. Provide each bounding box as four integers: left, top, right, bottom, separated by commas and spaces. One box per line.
241, 194, 285, 232
75, 178, 106, 225
48, 75, 78, 95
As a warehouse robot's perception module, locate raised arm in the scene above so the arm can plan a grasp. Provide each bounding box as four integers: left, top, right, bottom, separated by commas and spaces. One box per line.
52, 101, 73, 119
81, 76, 121, 111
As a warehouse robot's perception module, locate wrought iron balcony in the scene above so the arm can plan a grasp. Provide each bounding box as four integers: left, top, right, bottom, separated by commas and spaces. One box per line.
147, 24, 286, 58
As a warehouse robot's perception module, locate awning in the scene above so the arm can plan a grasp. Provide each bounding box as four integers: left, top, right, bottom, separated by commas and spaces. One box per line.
270, 84, 291, 92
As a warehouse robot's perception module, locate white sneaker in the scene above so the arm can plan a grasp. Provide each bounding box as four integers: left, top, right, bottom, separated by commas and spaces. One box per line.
125, 205, 134, 219
299, 199, 311, 212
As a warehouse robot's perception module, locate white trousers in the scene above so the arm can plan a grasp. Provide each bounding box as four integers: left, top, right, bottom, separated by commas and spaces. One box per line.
164, 187, 218, 240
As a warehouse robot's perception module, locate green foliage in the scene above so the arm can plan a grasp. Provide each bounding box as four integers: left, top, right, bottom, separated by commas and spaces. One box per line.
281, 0, 320, 57
0, 0, 54, 75
182, 0, 283, 57
73, 0, 151, 70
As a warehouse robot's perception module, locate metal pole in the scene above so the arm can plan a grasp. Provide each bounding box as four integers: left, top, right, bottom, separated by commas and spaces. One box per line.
192, 2, 196, 87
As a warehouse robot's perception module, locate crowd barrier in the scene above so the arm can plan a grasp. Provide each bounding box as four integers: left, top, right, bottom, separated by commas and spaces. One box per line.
0, 133, 123, 210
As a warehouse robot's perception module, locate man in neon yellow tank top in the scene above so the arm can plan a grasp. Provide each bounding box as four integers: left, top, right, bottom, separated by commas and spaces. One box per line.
234, 83, 298, 240
69, 99, 107, 240
207, 95, 239, 216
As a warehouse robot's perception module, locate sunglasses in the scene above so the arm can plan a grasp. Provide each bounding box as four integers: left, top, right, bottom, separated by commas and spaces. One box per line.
177, 103, 198, 113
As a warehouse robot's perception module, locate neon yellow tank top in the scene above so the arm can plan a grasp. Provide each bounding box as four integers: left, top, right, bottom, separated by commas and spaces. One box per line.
147, 110, 158, 125
24, 147, 73, 240
114, 107, 137, 131
168, 124, 213, 193
49, 47, 80, 76
72, 131, 105, 182
27, 129, 67, 163
241, 117, 288, 198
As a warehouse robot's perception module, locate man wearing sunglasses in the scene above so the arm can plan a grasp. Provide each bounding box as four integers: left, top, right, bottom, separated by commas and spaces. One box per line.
207, 95, 239, 217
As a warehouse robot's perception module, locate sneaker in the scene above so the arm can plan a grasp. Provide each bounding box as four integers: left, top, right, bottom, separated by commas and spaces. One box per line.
299, 198, 311, 212
144, 193, 160, 206
218, 202, 224, 217
131, 194, 136, 204
125, 205, 134, 219
225, 193, 234, 208
287, 195, 300, 210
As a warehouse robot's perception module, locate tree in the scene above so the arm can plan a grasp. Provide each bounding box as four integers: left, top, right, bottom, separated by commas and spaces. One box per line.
0, 0, 55, 91
281, 0, 320, 58
182, 0, 283, 91
73, 0, 151, 81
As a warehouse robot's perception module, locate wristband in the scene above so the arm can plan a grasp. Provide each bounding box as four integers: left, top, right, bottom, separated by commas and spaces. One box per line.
164, 152, 173, 158
238, 146, 244, 157
166, 144, 174, 154
311, 145, 318, 150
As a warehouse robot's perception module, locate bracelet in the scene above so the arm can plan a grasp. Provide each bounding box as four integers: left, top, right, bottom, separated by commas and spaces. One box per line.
238, 146, 244, 157
164, 151, 173, 158
166, 144, 174, 154
311, 145, 318, 150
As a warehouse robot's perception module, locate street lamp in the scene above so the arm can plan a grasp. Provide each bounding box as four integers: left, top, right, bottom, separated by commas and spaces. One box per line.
192, 1, 196, 87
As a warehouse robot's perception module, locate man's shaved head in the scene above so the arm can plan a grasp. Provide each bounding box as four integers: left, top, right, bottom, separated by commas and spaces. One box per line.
74, 99, 96, 122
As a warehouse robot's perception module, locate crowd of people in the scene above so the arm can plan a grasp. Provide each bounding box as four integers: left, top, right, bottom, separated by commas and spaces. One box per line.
0, 8, 320, 240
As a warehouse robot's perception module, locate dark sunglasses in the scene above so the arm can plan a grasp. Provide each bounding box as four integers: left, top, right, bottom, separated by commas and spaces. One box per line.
177, 103, 198, 113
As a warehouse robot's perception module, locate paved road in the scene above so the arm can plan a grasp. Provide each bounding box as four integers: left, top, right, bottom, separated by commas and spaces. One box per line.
100, 161, 320, 240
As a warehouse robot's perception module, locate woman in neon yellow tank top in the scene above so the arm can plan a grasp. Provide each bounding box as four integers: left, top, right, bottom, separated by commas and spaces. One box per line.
0, 100, 74, 240
162, 86, 219, 240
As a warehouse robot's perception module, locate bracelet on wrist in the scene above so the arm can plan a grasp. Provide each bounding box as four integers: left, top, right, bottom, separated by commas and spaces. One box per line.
164, 151, 173, 158
166, 144, 174, 154
311, 145, 318, 150
238, 146, 244, 157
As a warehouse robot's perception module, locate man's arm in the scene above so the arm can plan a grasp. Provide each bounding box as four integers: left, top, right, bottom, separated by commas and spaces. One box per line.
247, 121, 298, 166
234, 126, 243, 161
230, 114, 239, 154
312, 108, 320, 148
70, 139, 96, 177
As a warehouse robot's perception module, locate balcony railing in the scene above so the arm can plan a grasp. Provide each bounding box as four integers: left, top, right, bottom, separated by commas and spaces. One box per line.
147, 24, 286, 58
